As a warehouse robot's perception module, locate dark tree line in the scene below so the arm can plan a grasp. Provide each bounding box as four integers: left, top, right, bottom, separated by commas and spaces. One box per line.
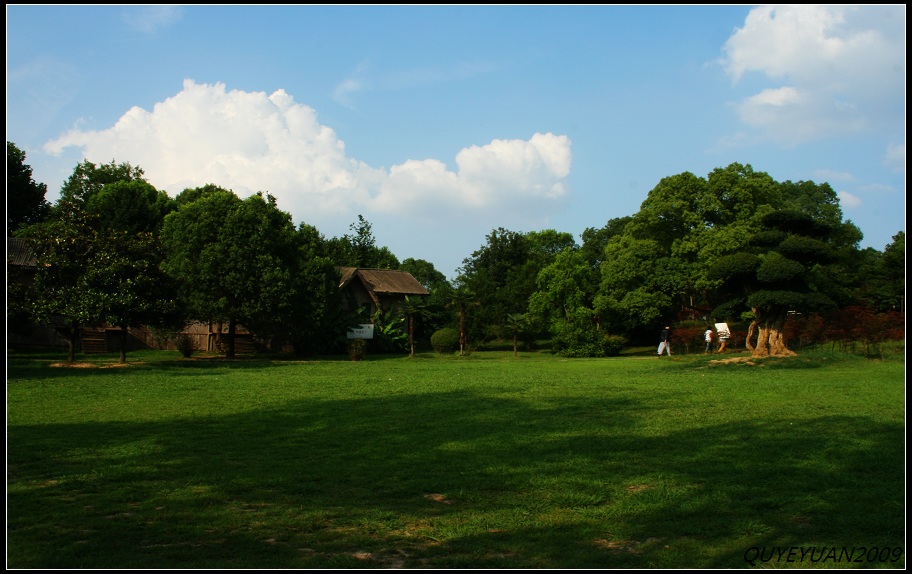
8, 143, 904, 360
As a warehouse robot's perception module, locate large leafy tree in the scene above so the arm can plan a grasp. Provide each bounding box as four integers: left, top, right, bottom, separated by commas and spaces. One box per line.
57, 159, 146, 211
595, 235, 686, 337
852, 231, 905, 314
223, 193, 332, 353
595, 163, 867, 353
18, 209, 98, 362
529, 247, 610, 355
325, 214, 400, 269
17, 161, 177, 363
527, 216, 631, 343
81, 229, 180, 363
162, 188, 336, 357
708, 206, 861, 357
85, 180, 176, 235
458, 228, 576, 341
286, 222, 343, 355
162, 186, 242, 355
7, 142, 50, 235
596, 163, 812, 341
457, 228, 530, 339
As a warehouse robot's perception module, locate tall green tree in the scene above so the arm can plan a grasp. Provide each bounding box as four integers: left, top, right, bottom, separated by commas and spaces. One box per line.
85, 180, 176, 235
223, 192, 318, 352
851, 231, 905, 314
707, 207, 861, 356
163, 188, 335, 357
17, 161, 176, 363
7, 142, 50, 235
529, 247, 611, 355
287, 222, 342, 355
458, 228, 575, 341
325, 214, 400, 269
596, 163, 823, 342
58, 159, 145, 210
162, 187, 244, 356
399, 257, 449, 292
81, 229, 180, 363
17, 210, 97, 362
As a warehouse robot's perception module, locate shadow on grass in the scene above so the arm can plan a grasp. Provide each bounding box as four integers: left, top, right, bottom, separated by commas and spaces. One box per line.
7, 385, 905, 568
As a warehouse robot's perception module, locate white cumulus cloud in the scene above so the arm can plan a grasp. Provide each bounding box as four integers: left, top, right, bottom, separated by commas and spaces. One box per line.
372, 133, 571, 219
42, 79, 572, 240
720, 5, 905, 145
837, 191, 862, 209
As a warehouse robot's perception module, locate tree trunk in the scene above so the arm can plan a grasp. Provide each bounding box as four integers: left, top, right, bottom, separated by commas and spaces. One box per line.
119, 326, 128, 364
66, 322, 79, 363
745, 320, 757, 354
227, 317, 237, 358
408, 315, 415, 358
459, 306, 466, 356
751, 308, 797, 357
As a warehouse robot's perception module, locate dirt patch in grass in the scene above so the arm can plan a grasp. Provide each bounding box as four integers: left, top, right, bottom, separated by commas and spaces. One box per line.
49, 361, 138, 368
708, 356, 764, 366
594, 537, 664, 554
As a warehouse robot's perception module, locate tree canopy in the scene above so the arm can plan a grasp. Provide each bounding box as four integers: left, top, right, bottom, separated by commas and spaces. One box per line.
162, 188, 340, 356
9, 145, 903, 359
7, 141, 50, 236
16, 160, 177, 362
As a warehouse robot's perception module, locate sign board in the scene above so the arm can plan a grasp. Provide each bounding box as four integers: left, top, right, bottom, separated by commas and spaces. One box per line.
347, 324, 375, 339
714, 322, 731, 338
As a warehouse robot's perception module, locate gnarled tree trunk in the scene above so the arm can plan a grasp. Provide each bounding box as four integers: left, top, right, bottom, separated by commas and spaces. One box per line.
745, 320, 757, 354
750, 307, 797, 357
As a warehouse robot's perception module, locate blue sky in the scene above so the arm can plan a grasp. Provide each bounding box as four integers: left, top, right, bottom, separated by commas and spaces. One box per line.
7, 5, 905, 280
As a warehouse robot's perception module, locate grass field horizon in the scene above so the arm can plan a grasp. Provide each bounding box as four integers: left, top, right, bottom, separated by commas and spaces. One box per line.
7, 347, 906, 568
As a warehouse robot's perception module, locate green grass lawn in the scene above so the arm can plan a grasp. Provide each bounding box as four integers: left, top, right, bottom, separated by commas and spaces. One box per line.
6, 348, 906, 569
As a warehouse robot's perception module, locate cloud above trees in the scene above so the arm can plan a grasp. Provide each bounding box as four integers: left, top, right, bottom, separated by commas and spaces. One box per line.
43, 79, 572, 242
720, 5, 904, 146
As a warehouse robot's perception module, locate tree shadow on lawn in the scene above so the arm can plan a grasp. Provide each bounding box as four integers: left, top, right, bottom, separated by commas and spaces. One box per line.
6, 355, 305, 381
7, 388, 905, 569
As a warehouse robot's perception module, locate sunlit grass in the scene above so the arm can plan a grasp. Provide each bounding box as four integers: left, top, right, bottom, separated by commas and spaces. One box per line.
6, 348, 905, 568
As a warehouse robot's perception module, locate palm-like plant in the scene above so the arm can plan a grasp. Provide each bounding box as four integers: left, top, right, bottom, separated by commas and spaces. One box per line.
399, 295, 430, 358
447, 286, 479, 356
506, 313, 526, 358
370, 308, 408, 353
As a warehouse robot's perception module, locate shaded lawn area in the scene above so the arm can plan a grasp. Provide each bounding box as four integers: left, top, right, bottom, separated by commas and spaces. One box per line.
6, 350, 906, 569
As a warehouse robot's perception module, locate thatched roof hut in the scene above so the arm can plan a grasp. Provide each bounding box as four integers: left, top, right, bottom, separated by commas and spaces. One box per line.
337, 267, 429, 315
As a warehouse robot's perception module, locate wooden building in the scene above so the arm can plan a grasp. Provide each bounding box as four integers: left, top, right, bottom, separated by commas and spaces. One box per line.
337, 267, 430, 316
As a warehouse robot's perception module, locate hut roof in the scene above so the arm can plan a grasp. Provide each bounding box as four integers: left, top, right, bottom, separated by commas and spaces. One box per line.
7, 237, 37, 267
338, 267, 429, 296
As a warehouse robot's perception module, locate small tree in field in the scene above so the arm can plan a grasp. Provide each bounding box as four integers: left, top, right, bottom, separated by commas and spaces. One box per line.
506, 313, 525, 357
447, 286, 479, 356
400, 295, 430, 358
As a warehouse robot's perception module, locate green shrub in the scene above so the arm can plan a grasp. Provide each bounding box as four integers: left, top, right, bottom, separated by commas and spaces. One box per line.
430, 328, 459, 354
347, 338, 366, 361
603, 334, 627, 357
175, 333, 195, 358
553, 319, 626, 358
